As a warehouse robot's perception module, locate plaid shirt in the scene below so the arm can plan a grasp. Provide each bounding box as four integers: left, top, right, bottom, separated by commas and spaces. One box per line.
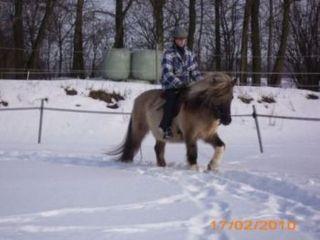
160, 44, 203, 89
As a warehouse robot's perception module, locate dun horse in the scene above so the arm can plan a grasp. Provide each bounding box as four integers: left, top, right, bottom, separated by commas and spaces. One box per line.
110, 72, 236, 171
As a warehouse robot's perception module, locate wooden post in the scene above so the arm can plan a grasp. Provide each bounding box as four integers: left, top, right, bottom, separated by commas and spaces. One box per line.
252, 105, 263, 153
38, 99, 45, 144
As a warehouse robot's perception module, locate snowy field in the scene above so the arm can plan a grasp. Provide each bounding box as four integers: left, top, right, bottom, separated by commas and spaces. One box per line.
0, 79, 319, 240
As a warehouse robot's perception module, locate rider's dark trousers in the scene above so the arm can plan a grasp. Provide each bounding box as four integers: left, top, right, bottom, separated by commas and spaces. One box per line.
159, 89, 180, 131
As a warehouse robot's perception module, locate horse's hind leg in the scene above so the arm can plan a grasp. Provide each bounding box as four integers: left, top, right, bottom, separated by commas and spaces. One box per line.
205, 133, 225, 171
154, 140, 166, 167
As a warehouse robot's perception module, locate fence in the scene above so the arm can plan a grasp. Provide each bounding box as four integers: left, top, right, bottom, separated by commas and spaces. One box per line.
1, 99, 320, 153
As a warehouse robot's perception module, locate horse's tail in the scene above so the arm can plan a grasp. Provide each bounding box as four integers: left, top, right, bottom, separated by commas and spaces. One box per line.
108, 110, 149, 162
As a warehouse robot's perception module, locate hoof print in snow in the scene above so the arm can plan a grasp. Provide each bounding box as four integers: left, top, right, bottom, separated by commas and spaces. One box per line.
306, 94, 319, 100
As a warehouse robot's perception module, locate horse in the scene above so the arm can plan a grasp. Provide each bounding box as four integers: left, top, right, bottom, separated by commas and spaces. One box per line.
109, 72, 236, 171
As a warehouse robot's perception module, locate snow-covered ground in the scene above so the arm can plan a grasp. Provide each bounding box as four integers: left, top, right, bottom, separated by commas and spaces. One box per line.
0, 79, 319, 240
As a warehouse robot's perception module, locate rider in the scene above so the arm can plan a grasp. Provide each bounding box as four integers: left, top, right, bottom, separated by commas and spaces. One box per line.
159, 26, 203, 139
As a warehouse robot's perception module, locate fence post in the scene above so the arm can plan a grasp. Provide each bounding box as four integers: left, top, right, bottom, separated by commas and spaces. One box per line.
252, 105, 264, 153
38, 99, 45, 144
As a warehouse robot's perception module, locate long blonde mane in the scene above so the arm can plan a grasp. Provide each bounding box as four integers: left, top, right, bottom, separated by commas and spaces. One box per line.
185, 72, 234, 109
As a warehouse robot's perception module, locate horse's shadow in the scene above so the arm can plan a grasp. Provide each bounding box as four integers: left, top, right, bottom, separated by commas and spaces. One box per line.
41, 152, 179, 169
40, 151, 194, 174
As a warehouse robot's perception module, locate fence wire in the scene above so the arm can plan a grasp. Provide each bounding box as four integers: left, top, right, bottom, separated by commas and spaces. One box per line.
1, 105, 319, 121
1, 104, 319, 150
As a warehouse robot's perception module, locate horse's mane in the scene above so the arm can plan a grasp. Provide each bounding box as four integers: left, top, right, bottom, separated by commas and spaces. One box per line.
184, 72, 234, 111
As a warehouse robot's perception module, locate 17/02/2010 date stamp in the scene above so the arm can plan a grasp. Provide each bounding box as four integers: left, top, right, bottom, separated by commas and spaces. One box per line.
211, 219, 297, 231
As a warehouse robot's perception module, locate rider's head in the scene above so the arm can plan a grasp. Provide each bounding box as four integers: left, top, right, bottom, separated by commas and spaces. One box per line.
172, 26, 188, 48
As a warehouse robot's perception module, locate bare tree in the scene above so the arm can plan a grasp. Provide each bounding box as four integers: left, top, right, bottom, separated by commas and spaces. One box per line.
72, 0, 85, 78
267, 0, 274, 83
0, 27, 14, 76
52, 2, 75, 76
197, 0, 204, 66
13, 0, 25, 77
26, 0, 56, 70
287, 0, 319, 91
240, 0, 252, 84
114, 0, 134, 48
220, 0, 240, 71
187, 0, 196, 50
2, 0, 317, 85
251, 0, 261, 85
125, 1, 154, 48
215, 0, 221, 70
149, 0, 166, 50
270, 0, 292, 86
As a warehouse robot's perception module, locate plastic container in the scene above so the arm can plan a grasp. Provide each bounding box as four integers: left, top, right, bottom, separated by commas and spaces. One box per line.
102, 48, 130, 80
131, 49, 162, 82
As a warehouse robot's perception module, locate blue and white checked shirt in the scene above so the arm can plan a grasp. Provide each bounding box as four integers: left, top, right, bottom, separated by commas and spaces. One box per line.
160, 44, 203, 89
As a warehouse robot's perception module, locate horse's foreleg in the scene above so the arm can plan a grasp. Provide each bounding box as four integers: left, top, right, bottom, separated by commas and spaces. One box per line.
186, 140, 198, 170
205, 133, 225, 171
154, 140, 166, 167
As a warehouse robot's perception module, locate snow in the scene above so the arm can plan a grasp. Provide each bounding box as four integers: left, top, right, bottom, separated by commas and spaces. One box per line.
0, 78, 319, 239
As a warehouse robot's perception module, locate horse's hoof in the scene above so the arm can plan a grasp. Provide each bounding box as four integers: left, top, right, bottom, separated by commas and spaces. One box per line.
190, 164, 199, 171
157, 161, 166, 167
207, 164, 219, 173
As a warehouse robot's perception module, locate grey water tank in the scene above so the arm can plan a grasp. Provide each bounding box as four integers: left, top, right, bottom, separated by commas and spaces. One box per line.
131, 49, 162, 82
102, 48, 130, 80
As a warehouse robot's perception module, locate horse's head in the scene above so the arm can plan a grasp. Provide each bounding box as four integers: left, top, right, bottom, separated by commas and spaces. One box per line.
186, 72, 236, 125
215, 95, 233, 125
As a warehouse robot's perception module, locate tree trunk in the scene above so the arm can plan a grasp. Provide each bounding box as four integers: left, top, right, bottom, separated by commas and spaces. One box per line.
270, 0, 292, 86
0, 28, 11, 77
197, 0, 204, 66
215, 0, 221, 70
240, 0, 252, 85
114, 0, 124, 48
114, 0, 134, 48
59, 38, 63, 77
72, 0, 85, 79
150, 0, 165, 50
58, 18, 63, 77
187, 0, 196, 50
13, 0, 25, 78
251, 0, 261, 85
231, 2, 238, 71
267, 0, 273, 85
26, 0, 56, 70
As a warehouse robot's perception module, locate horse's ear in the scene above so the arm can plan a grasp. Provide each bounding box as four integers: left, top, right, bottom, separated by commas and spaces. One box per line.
232, 78, 237, 86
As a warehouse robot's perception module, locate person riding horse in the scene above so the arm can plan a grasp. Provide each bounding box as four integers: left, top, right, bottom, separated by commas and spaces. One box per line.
159, 26, 203, 139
